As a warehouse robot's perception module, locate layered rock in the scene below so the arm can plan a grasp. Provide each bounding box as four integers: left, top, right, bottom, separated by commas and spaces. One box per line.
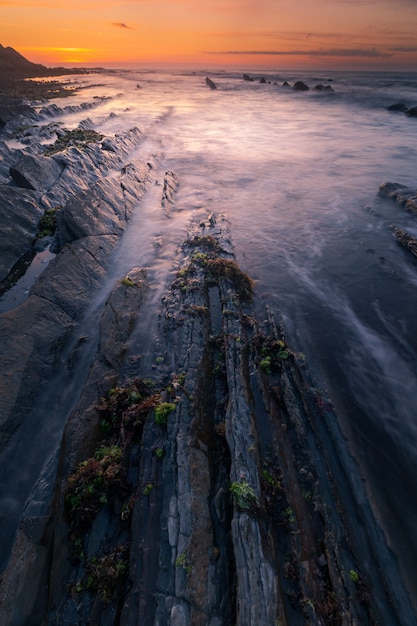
1, 214, 413, 625
379, 182, 417, 259
0, 186, 43, 282
379, 181, 417, 214
0, 96, 416, 626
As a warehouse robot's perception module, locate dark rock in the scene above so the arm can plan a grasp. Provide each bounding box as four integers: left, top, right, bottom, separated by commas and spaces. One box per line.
259, 77, 266, 84
77, 117, 95, 130
0, 43, 49, 79
379, 181, 408, 196
161, 170, 180, 214
31, 235, 119, 319
313, 84, 334, 93
205, 77, 217, 90
2, 214, 413, 626
56, 160, 151, 245
243, 74, 253, 82
43, 127, 145, 207
393, 227, 417, 258
282, 81, 291, 88
293, 81, 309, 91
379, 182, 417, 212
10, 154, 64, 192
0, 186, 43, 282
406, 106, 417, 118
387, 102, 408, 112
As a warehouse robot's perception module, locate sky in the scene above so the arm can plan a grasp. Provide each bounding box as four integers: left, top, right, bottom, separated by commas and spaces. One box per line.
1, 0, 417, 70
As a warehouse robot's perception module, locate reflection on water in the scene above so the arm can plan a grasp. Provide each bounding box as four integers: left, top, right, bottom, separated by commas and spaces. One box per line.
0, 248, 55, 313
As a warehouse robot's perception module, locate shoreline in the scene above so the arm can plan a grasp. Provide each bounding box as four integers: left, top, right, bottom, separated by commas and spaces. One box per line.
0, 79, 416, 624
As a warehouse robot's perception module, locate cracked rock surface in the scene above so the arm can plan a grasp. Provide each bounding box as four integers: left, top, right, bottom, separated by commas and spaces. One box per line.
0, 98, 415, 626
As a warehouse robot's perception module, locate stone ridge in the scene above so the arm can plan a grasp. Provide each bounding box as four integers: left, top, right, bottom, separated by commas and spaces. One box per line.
0, 215, 411, 625
0, 91, 416, 624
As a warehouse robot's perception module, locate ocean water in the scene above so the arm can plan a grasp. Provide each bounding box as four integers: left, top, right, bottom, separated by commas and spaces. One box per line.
5, 68, 417, 597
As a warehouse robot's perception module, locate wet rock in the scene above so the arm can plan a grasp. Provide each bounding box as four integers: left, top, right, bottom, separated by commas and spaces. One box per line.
259, 77, 266, 84
54, 159, 151, 246
293, 81, 309, 91
379, 181, 417, 213
0, 186, 43, 282
313, 84, 335, 93
43, 127, 145, 207
10, 153, 64, 191
38, 100, 99, 119
31, 235, 119, 318
406, 105, 417, 118
77, 117, 95, 130
387, 102, 408, 112
0, 294, 74, 434
243, 74, 253, 82
282, 81, 291, 88
205, 77, 217, 90
393, 227, 417, 258
0, 269, 148, 625
161, 169, 180, 213
1, 216, 408, 625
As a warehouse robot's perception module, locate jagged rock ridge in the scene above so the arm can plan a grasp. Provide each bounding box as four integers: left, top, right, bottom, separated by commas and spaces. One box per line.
0, 97, 415, 625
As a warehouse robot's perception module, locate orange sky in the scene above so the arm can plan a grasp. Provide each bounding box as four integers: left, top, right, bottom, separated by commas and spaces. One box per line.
1, 0, 417, 70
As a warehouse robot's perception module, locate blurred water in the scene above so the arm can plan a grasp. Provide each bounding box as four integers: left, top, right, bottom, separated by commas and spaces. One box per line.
4, 68, 417, 594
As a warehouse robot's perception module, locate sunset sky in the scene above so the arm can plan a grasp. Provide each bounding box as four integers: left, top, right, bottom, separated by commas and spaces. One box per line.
1, 0, 417, 70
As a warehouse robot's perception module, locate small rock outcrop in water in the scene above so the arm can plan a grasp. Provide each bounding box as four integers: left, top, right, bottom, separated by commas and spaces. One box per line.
406, 105, 417, 118
293, 80, 309, 91
313, 83, 334, 93
205, 76, 217, 90
379, 181, 417, 258
393, 227, 417, 257
387, 102, 408, 112
379, 181, 417, 213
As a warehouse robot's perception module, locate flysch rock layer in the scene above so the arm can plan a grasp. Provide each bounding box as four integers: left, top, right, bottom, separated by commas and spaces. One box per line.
1, 211, 414, 625
0, 96, 416, 625
379, 181, 417, 258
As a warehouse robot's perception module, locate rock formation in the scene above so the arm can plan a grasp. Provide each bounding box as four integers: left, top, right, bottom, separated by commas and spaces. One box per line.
293, 81, 309, 91
387, 102, 408, 112
0, 88, 415, 626
205, 77, 217, 90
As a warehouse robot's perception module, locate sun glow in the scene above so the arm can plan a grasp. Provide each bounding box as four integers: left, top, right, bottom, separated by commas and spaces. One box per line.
1, 0, 417, 70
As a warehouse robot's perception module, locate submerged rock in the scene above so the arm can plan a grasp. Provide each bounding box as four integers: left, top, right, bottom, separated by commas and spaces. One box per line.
313, 83, 335, 93
205, 77, 217, 90
406, 105, 417, 118
387, 102, 408, 112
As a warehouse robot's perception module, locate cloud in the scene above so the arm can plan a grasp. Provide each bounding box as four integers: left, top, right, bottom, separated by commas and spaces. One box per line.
111, 22, 134, 29
206, 48, 392, 58
388, 46, 417, 53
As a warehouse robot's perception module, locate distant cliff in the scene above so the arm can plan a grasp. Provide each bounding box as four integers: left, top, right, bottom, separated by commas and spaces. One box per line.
0, 43, 52, 78
0, 43, 94, 82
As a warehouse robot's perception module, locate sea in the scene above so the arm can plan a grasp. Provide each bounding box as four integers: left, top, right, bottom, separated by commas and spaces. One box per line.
4, 67, 417, 602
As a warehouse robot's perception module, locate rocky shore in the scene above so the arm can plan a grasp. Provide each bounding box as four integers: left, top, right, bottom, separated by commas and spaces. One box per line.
0, 88, 416, 625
